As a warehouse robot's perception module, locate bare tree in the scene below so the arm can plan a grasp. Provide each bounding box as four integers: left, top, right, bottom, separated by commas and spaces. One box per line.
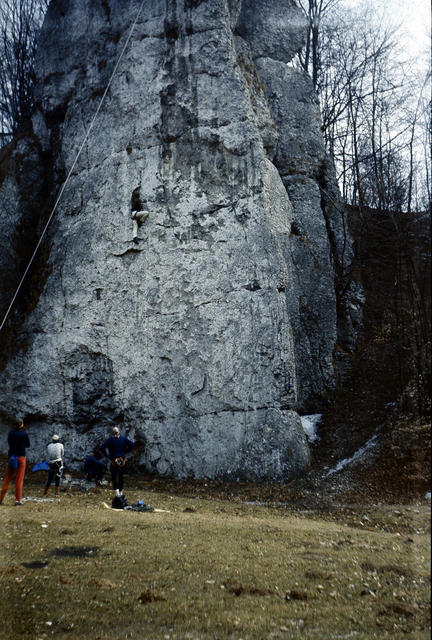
296, 0, 340, 90
0, 0, 49, 145
298, 2, 430, 214
295, 2, 431, 416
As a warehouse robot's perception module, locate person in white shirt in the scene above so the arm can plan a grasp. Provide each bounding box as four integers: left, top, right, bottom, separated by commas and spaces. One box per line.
44, 434, 64, 497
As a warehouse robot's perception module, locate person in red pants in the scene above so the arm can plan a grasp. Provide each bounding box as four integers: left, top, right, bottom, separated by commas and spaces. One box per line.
0, 419, 30, 506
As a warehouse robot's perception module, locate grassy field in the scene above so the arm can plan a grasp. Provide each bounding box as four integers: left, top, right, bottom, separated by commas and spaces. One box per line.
1, 478, 430, 639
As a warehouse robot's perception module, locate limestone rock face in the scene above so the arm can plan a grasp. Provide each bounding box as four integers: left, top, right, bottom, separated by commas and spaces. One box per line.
236, 0, 308, 63
0, 0, 354, 480
254, 58, 345, 410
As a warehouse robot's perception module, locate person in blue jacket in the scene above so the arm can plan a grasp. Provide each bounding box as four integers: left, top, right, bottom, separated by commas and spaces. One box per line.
83, 447, 106, 485
101, 427, 134, 497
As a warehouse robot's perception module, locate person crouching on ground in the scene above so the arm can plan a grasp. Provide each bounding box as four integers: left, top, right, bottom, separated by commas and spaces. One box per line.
0, 418, 30, 506
44, 434, 64, 497
84, 447, 106, 485
101, 427, 134, 497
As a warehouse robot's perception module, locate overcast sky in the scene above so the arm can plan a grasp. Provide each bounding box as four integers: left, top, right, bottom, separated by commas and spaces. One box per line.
385, 0, 430, 62
341, 0, 431, 68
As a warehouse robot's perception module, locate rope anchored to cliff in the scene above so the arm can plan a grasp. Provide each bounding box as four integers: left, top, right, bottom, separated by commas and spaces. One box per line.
0, 0, 146, 335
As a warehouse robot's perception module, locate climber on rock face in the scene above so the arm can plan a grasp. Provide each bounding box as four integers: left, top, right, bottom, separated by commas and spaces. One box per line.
101, 426, 135, 497
131, 210, 149, 243
131, 186, 149, 243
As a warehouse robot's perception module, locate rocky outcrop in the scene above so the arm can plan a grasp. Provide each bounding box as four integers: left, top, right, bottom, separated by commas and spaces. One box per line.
0, 0, 356, 480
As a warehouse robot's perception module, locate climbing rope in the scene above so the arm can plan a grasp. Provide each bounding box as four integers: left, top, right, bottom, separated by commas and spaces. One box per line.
0, 0, 146, 334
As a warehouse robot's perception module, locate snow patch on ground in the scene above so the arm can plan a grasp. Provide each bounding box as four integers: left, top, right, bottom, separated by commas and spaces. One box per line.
325, 434, 379, 477
300, 414, 322, 443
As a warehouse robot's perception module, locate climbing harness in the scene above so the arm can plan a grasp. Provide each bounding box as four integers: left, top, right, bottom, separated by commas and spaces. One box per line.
0, 0, 146, 334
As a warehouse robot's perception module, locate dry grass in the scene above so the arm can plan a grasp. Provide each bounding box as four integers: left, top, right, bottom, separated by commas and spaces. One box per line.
1, 479, 430, 639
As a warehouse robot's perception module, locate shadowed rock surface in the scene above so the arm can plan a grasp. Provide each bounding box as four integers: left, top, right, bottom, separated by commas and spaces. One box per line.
0, 0, 357, 480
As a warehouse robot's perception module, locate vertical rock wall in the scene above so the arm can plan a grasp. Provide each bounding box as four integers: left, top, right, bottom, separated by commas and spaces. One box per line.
0, 0, 355, 480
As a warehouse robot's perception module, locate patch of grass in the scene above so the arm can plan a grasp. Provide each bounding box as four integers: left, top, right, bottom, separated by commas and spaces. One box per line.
1, 480, 430, 639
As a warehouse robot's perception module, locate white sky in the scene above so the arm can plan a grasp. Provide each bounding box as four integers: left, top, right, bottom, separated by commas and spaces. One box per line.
341, 0, 431, 68
383, 0, 430, 62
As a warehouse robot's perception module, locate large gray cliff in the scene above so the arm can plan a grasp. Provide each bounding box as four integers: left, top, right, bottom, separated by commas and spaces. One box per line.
0, 0, 359, 480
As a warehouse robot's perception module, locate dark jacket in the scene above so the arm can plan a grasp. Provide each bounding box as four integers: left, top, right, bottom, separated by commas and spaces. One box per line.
84, 456, 106, 474
101, 435, 134, 461
8, 429, 30, 457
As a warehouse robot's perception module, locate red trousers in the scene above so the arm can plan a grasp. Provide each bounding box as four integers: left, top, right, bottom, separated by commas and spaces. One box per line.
0, 457, 26, 502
